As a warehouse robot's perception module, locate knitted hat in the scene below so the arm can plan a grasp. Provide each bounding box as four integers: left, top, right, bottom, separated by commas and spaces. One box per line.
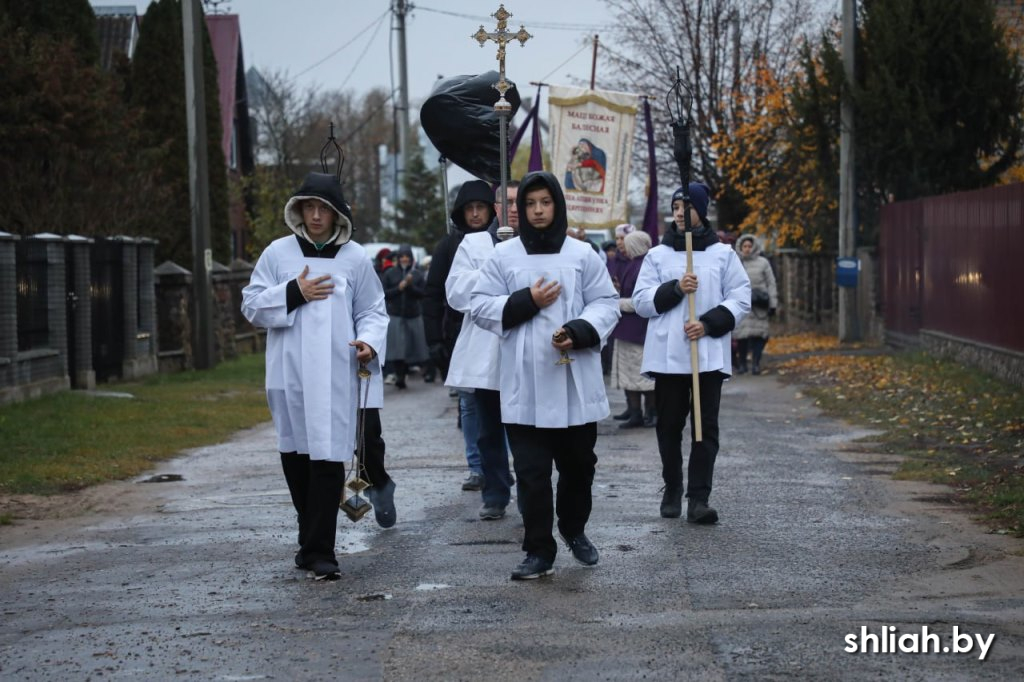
670, 182, 711, 220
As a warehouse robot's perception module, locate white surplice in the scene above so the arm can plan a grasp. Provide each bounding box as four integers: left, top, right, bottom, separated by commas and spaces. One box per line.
470, 236, 620, 427
632, 242, 750, 376
241, 237, 388, 462
445, 231, 501, 391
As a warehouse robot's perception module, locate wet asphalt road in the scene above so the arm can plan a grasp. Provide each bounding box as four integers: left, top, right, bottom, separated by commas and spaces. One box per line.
1, 372, 1023, 680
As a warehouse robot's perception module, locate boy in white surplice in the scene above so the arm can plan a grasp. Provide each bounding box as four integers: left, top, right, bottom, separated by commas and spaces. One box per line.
241, 172, 392, 581
632, 183, 750, 525
471, 171, 620, 581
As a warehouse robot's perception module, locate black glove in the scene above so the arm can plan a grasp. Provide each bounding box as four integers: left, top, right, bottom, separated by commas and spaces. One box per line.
768, 307, 777, 318
428, 342, 448, 365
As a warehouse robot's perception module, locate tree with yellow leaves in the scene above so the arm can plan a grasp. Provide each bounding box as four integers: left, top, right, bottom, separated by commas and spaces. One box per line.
713, 55, 837, 252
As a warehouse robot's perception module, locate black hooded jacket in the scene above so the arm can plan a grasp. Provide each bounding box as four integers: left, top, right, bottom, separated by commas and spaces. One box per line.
423, 180, 496, 349
500, 171, 601, 349
515, 171, 568, 255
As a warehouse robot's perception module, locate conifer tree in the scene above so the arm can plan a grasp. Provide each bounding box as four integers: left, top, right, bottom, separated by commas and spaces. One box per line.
390, 145, 449, 249
0, 0, 99, 63
130, 0, 229, 265
793, 0, 1023, 244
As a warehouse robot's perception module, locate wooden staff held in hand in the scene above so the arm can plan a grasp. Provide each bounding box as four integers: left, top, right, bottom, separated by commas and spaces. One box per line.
667, 70, 703, 441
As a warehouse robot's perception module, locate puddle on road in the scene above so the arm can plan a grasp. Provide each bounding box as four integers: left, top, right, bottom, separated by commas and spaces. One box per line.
414, 583, 451, 591
356, 593, 393, 601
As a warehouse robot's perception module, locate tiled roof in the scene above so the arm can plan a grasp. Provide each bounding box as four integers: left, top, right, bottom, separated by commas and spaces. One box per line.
206, 14, 242, 164
94, 9, 138, 71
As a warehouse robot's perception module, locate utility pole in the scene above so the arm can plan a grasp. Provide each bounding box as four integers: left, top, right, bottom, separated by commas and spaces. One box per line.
394, 0, 410, 203
182, 0, 215, 369
838, 0, 860, 342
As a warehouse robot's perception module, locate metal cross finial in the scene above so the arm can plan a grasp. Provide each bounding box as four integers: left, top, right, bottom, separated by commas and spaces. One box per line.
471, 4, 532, 113
320, 122, 345, 180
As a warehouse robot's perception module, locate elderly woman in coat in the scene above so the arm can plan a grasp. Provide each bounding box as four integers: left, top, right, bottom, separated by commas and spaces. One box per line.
733, 234, 778, 375
611, 230, 656, 427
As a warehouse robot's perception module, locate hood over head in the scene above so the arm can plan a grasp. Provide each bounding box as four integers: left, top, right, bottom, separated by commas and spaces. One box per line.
735, 233, 763, 259
283, 173, 354, 245
515, 171, 568, 255
450, 179, 497, 232
395, 243, 415, 262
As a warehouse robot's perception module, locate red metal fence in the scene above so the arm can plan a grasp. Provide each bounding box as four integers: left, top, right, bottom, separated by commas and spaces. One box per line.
880, 184, 1024, 352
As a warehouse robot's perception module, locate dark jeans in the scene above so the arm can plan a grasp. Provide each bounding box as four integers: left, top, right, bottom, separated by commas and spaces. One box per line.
736, 337, 767, 367
653, 372, 725, 503
505, 422, 597, 562
474, 389, 513, 508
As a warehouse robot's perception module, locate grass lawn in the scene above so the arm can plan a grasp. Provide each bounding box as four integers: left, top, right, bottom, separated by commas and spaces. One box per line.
772, 335, 1024, 537
0, 353, 270, 498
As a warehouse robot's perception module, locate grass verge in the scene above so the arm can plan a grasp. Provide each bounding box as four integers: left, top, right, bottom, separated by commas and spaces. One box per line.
772, 335, 1024, 537
0, 353, 269, 496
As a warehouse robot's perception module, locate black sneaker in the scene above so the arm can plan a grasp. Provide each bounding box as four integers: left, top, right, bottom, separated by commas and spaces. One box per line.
686, 499, 719, 525
660, 485, 683, 518
294, 552, 311, 570
309, 558, 340, 581
560, 532, 599, 566
367, 479, 397, 529
461, 472, 484, 491
510, 554, 554, 580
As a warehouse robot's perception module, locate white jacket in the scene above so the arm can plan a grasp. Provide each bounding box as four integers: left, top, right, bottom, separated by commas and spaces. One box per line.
633, 242, 750, 376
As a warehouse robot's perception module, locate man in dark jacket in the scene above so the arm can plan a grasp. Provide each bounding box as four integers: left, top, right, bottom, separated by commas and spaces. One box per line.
423, 180, 496, 491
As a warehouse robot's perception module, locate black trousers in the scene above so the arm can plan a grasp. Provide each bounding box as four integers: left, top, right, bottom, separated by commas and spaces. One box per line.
280, 408, 391, 562
653, 372, 725, 502
505, 422, 597, 563
356, 408, 391, 487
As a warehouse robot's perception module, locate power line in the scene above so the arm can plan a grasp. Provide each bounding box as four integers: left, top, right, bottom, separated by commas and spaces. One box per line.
292, 9, 390, 80
338, 12, 389, 91
539, 40, 591, 82
414, 4, 611, 31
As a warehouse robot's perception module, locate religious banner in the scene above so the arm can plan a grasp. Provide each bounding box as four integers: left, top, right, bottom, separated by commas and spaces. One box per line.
548, 84, 638, 228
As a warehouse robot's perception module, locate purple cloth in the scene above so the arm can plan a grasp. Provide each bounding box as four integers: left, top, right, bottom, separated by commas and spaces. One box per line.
509, 85, 544, 172
606, 250, 631, 287
641, 98, 659, 243
611, 256, 648, 344
528, 99, 543, 172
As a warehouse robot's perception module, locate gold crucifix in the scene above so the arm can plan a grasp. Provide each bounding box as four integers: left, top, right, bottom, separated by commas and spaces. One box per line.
471, 4, 531, 112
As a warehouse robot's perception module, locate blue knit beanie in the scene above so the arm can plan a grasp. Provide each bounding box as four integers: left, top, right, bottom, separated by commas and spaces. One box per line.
670, 182, 711, 220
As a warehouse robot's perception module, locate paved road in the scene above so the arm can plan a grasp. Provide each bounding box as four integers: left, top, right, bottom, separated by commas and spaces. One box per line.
2, 373, 1022, 680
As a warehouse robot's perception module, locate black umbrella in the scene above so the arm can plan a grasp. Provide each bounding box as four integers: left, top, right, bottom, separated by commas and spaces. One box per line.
420, 71, 522, 184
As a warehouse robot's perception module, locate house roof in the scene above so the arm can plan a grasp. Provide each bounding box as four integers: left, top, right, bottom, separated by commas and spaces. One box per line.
205, 14, 243, 163
93, 6, 139, 71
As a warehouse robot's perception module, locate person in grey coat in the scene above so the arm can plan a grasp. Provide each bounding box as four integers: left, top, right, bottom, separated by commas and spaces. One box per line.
733, 234, 778, 375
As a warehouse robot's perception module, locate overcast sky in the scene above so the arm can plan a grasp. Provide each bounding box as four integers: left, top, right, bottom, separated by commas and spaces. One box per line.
102, 1, 632, 102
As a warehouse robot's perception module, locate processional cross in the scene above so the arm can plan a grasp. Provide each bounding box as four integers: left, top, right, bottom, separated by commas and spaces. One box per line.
471, 4, 532, 113
471, 4, 532, 226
